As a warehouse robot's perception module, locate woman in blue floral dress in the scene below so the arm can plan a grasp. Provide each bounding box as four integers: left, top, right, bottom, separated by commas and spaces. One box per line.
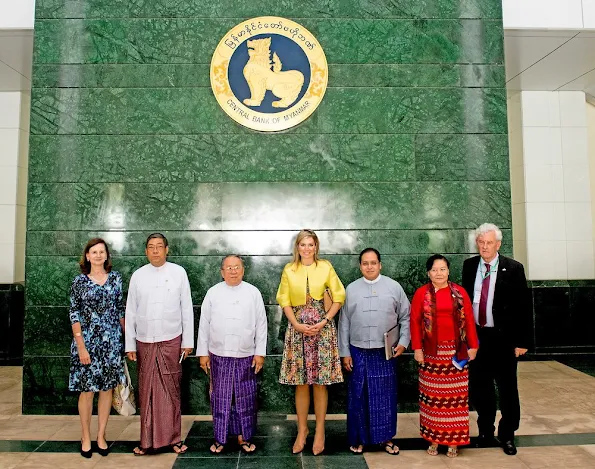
69, 238, 125, 458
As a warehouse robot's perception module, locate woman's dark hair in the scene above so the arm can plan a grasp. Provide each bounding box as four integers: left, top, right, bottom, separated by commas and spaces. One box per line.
79, 238, 112, 274
425, 254, 450, 272
359, 247, 381, 263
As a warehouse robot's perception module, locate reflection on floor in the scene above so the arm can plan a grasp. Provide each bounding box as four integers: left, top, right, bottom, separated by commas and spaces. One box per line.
1, 361, 595, 468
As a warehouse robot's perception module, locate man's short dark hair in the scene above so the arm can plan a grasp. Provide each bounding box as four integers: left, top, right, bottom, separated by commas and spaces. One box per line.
146, 232, 168, 248
359, 247, 381, 264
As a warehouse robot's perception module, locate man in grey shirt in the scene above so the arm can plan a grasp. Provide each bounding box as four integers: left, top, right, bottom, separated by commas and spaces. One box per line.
339, 248, 410, 455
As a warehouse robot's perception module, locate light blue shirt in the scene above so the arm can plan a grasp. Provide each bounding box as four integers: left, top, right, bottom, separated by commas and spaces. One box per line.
472, 254, 499, 327
338, 275, 411, 357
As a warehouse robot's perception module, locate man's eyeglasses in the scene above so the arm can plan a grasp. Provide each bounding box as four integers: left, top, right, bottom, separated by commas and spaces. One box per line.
222, 265, 242, 271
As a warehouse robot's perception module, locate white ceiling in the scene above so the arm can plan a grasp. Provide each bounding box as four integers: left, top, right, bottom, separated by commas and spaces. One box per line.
505, 29, 595, 97
0, 30, 32, 92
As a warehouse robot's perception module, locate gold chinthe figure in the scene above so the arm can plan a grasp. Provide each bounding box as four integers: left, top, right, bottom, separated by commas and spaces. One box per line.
242, 37, 305, 108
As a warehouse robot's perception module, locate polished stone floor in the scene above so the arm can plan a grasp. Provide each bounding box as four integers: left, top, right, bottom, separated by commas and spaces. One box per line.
1, 361, 595, 468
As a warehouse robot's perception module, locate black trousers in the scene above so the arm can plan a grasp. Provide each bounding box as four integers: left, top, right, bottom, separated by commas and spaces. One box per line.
469, 327, 520, 441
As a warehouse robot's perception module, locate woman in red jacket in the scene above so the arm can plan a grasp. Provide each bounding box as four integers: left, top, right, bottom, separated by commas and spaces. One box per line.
410, 254, 479, 458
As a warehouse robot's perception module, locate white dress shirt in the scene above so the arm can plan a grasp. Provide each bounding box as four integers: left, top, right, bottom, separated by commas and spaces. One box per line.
472, 254, 499, 327
125, 262, 194, 352
197, 281, 267, 358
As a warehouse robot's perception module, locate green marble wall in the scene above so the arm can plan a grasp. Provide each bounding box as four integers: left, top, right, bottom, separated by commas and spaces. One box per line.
24, 0, 509, 414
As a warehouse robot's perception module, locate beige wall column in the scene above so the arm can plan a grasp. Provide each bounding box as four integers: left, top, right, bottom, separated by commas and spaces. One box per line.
509, 91, 594, 280
0, 91, 29, 283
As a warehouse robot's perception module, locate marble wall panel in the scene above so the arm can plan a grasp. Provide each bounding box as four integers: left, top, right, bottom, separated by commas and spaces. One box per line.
30, 88, 507, 135
29, 134, 416, 183
415, 134, 510, 181
0, 285, 24, 364
27, 182, 511, 231
29, 133, 510, 183
33, 19, 503, 65
35, 1, 502, 20
25, 229, 513, 257
24, 0, 510, 413
22, 356, 75, 414
32, 64, 505, 89
80, 88, 498, 135
531, 281, 595, 352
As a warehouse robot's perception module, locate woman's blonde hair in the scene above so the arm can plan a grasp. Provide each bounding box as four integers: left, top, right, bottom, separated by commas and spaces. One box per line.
291, 229, 320, 268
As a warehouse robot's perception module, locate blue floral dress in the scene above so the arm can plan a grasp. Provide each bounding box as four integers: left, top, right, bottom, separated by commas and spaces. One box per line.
68, 271, 126, 392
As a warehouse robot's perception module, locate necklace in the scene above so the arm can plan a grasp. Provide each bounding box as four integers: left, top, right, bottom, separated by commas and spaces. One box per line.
89, 272, 108, 284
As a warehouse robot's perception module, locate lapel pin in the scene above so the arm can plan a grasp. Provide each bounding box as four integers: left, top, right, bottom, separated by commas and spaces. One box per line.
502, 268, 506, 271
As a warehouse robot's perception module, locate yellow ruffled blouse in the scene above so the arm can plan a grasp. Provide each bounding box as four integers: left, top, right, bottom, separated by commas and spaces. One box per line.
276, 259, 346, 308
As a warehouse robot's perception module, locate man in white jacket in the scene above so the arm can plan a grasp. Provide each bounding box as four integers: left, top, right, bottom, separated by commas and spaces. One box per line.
197, 254, 267, 454
125, 233, 194, 455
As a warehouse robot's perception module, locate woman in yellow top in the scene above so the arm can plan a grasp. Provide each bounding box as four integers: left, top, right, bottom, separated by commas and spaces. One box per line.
277, 229, 346, 455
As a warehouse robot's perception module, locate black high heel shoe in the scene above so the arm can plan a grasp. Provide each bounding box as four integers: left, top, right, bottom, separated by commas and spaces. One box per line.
80, 440, 92, 459
96, 442, 110, 457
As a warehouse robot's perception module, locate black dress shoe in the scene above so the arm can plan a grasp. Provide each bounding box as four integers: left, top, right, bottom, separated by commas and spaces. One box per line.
501, 440, 517, 455
475, 433, 496, 448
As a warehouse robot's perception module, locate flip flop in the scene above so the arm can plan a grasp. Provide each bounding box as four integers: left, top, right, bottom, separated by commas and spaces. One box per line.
133, 446, 149, 456
209, 441, 224, 454
240, 441, 256, 454
427, 443, 439, 456
172, 443, 188, 454
349, 445, 363, 454
384, 441, 400, 455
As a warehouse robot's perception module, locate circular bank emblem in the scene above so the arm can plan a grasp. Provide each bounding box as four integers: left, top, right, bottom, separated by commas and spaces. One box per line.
210, 17, 328, 132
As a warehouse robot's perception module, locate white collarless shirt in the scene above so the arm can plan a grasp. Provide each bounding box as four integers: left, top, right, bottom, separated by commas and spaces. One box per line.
125, 262, 194, 352
197, 281, 267, 358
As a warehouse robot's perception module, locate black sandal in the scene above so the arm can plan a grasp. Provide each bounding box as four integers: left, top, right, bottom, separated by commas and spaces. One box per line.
172, 442, 188, 454
240, 441, 256, 454
133, 446, 149, 456
209, 441, 224, 454
384, 441, 400, 455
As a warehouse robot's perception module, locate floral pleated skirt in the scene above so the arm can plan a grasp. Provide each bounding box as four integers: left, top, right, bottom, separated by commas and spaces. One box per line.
279, 293, 343, 386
